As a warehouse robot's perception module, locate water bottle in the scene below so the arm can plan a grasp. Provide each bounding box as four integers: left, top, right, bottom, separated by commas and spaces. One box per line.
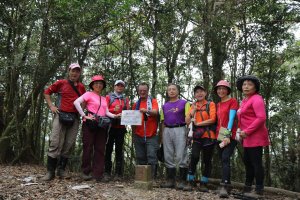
235, 128, 241, 142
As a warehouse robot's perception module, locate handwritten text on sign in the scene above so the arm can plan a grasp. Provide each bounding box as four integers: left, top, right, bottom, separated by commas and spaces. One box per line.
121, 110, 142, 125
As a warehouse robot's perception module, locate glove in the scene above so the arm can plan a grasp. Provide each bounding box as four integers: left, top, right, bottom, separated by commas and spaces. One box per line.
223, 129, 232, 138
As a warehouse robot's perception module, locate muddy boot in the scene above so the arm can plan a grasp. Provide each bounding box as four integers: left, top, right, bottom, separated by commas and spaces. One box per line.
182, 181, 193, 191
219, 183, 229, 198
151, 164, 157, 180
198, 182, 209, 192
160, 168, 176, 188
56, 156, 70, 179
41, 156, 57, 181
198, 176, 209, 192
244, 185, 264, 199
114, 161, 123, 181
81, 172, 93, 181
102, 173, 112, 182
183, 172, 195, 191
103, 160, 112, 182
176, 168, 188, 190
255, 185, 264, 196
151, 164, 159, 187
242, 184, 252, 194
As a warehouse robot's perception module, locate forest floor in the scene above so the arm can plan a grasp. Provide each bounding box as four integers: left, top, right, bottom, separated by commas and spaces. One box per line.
0, 164, 296, 200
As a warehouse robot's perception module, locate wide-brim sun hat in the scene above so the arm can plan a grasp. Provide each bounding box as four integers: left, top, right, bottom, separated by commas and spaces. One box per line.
89, 75, 106, 90
193, 85, 206, 94
69, 63, 81, 71
214, 80, 231, 95
236, 75, 260, 92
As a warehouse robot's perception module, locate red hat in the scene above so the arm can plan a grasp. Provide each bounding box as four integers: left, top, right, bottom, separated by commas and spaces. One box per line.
68, 63, 81, 70
89, 75, 106, 90
214, 80, 231, 94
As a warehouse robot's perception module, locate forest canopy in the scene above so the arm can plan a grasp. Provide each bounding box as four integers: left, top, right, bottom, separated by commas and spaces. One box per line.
0, 0, 299, 192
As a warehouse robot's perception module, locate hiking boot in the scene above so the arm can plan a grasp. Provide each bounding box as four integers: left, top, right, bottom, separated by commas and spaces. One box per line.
219, 183, 228, 198
198, 182, 209, 192
151, 164, 157, 180
56, 156, 70, 179
41, 156, 57, 181
255, 185, 264, 195
160, 168, 176, 188
102, 173, 112, 182
183, 181, 195, 191
113, 174, 122, 182
115, 161, 124, 178
81, 173, 93, 181
41, 171, 55, 181
242, 185, 252, 193
243, 191, 264, 199
57, 169, 70, 179
176, 168, 188, 190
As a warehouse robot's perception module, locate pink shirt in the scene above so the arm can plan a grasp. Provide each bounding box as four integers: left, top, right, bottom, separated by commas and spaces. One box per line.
237, 94, 270, 147
74, 92, 115, 121
83, 92, 107, 116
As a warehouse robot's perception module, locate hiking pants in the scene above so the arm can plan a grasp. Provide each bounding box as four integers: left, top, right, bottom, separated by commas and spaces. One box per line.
81, 123, 107, 179
244, 146, 264, 187
133, 134, 158, 165
48, 113, 79, 158
105, 127, 126, 175
190, 140, 214, 177
163, 126, 188, 168
217, 139, 237, 184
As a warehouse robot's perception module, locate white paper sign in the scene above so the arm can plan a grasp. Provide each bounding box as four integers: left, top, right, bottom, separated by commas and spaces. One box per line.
121, 110, 142, 125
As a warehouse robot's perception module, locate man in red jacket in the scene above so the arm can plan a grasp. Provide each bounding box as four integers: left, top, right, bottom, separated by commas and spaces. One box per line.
42, 63, 86, 181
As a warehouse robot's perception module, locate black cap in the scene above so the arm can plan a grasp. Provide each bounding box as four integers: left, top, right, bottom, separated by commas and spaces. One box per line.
236, 75, 260, 92
193, 85, 206, 93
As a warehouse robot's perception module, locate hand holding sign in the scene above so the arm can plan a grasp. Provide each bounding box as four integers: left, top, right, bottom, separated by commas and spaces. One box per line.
121, 110, 142, 125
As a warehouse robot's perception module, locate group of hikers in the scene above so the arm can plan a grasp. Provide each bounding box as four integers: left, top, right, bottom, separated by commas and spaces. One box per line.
41, 63, 270, 199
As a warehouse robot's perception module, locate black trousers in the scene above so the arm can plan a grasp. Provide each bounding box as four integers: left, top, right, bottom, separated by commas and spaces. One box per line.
244, 146, 264, 187
217, 139, 237, 184
104, 127, 126, 175
190, 139, 215, 178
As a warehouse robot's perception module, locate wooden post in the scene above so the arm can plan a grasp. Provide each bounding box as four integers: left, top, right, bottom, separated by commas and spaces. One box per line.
134, 165, 153, 190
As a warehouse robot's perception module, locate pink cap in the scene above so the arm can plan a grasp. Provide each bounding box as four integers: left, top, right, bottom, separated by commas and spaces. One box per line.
69, 63, 81, 70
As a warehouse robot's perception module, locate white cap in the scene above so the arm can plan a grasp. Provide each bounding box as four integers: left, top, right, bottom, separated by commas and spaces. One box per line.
114, 80, 125, 86
68, 63, 81, 70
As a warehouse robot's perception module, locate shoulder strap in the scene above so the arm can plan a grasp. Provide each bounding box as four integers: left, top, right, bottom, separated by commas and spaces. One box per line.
68, 80, 81, 97
110, 93, 127, 109
123, 97, 127, 109
109, 93, 114, 105
90, 95, 102, 116
206, 100, 210, 116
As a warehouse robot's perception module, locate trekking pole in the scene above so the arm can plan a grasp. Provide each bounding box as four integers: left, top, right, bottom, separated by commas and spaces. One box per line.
186, 122, 194, 183
143, 113, 148, 142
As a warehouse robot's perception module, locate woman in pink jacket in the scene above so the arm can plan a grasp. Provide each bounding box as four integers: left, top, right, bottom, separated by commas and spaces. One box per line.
236, 75, 270, 198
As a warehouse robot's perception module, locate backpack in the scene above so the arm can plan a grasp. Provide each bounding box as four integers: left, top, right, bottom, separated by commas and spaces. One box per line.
192, 100, 216, 139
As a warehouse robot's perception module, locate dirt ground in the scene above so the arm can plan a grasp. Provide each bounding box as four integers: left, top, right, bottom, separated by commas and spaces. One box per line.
0, 165, 295, 200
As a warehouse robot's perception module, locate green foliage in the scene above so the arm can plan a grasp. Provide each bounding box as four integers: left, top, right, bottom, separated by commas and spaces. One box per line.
0, 0, 299, 191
